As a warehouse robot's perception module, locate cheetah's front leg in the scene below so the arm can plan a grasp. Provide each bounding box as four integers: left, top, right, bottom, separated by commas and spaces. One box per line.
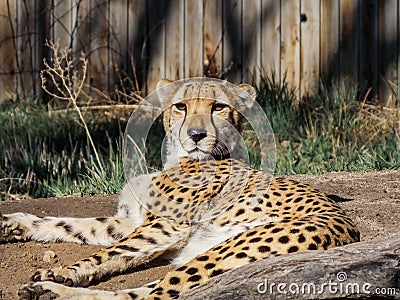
31, 218, 190, 287
0, 212, 136, 246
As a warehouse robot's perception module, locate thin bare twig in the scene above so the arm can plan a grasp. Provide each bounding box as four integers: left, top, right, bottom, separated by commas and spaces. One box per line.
41, 40, 104, 173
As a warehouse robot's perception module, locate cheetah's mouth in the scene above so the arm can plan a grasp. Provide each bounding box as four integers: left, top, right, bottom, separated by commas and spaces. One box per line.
185, 140, 230, 161
180, 132, 230, 161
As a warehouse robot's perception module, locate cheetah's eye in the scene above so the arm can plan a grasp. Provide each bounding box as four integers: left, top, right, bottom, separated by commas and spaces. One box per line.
212, 103, 227, 112
174, 103, 187, 111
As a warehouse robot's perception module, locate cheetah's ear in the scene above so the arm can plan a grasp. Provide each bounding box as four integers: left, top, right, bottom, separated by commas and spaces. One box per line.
156, 78, 174, 105
238, 84, 257, 99
156, 78, 174, 90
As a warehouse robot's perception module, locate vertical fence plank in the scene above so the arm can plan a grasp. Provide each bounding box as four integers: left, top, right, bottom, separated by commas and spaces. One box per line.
242, 0, 261, 84
339, 0, 359, 85
165, 0, 184, 81
320, 0, 339, 84
69, 0, 92, 100
204, 0, 223, 77
300, 0, 320, 98
108, 1, 128, 95
379, 0, 398, 105
261, 0, 281, 82
109, 0, 129, 94
223, 0, 242, 83
73, 0, 91, 53
359, 0, 378, 99
89, 0, 110, 93
146, 0, 166, 92
127, 0, 147, 93
0, 0, 17, 100
34, 0, 48, 100
51, 0, 73, 100
281, 0, 301, 100
53, 0, 72, 48
184, 0, 203, 77
17, 0, 39, 99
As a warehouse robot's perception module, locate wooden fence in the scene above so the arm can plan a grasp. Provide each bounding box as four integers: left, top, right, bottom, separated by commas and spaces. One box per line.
0, 0, 399, 104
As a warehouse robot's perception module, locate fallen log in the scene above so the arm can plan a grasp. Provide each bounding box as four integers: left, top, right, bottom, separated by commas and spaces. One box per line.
182, 232, 400, 299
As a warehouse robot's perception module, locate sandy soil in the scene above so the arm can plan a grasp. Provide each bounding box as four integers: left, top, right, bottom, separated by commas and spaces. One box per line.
0, 170, 399, 299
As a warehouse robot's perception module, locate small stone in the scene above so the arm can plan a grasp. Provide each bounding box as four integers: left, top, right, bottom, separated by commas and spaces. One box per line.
43, 250, 57, 263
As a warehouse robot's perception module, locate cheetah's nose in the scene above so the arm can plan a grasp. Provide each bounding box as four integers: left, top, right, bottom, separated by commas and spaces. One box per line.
187, 128, 207, 143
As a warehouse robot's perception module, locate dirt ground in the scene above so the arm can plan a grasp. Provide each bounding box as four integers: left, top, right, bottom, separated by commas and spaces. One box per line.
0, 170, 399, 299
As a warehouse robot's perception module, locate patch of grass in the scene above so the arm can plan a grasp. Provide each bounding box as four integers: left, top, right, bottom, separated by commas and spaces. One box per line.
256, 74, 400, 174
0, 100, 127, 199
46, 150, 125, 197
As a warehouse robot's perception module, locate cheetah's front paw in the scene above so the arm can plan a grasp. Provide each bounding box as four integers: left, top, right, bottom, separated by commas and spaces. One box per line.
32, 267, 90, 287
19, 281, 129, 300
0, 213, 31, 243
18, 282, 61, 300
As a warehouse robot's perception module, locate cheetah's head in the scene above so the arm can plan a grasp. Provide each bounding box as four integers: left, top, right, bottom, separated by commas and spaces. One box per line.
156, 78, 256, 166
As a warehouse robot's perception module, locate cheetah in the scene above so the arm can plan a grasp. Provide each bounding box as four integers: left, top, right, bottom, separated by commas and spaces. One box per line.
1, 78, 360, 299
